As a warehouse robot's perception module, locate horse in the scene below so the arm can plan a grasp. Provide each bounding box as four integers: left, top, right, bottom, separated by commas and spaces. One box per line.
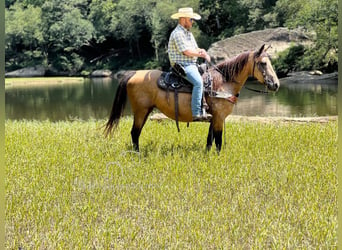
104, 44, 279, 152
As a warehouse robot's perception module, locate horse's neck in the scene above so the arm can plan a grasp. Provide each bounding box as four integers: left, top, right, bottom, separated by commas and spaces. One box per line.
224, 61, 253, 95
234, 56, 254, 85
233, 70, 249, 84
214, 52, 254, 95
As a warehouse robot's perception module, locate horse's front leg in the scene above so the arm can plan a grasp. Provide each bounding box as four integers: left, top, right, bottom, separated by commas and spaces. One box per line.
206, 122, 214, 151
211, 117, 224, 153
206, 120, 223, 153
214, 130, 223, 153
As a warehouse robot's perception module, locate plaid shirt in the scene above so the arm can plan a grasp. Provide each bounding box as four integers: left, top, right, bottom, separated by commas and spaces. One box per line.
168, 24, 198, 66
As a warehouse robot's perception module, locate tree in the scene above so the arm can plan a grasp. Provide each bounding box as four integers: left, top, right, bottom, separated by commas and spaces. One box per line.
109, 0, 157, 61
88, 0, 117, 42
40, 0, 95, 73
5, 2, 44, 70
273, 0, 338, 71
148, 2, 174, 64
5, 0, 338, 74
239, 0, 278, 31
199, 0, 249, 38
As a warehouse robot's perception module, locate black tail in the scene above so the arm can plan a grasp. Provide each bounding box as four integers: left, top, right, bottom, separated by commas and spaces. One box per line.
104, 71, 136, 136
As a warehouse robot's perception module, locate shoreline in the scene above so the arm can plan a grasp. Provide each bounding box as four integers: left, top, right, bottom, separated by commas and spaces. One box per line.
5, 77, 84, 88
150, 113, 337, 124
4, 115, 337, 123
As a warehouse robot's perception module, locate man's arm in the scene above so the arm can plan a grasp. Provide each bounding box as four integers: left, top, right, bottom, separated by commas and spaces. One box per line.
183, 48, 211, 62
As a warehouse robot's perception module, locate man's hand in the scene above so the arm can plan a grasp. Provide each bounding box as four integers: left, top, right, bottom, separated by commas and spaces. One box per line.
198, 49, 211, 62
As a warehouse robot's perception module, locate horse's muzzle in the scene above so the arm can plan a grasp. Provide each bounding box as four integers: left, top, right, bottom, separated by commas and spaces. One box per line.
266, 79, 279, 92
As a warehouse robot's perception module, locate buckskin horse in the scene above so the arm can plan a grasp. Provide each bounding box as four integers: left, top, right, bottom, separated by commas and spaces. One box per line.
104, 44, 279, 152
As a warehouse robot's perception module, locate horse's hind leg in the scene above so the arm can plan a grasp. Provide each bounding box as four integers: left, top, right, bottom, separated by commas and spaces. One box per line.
131, 107, 153, 151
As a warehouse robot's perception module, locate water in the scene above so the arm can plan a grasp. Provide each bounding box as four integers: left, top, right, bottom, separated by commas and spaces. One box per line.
235, 80, 337, 117
5, 77, 337, 121
6, 78, 117, 121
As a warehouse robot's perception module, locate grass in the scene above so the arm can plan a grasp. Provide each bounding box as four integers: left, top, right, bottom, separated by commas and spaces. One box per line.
5, 118, 337, 249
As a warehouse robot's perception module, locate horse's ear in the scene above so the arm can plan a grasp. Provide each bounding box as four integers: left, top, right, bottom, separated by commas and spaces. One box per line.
255, 44, 266, 58
265, 44, 272, 52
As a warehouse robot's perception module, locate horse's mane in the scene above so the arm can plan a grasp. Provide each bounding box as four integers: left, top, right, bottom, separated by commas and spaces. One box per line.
215, 51, 250, 82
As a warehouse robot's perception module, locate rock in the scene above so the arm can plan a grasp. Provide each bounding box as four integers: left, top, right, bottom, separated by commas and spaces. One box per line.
5, 65, 45, 77
113, 70, 129, 80
309, 70, 323, 75
90, 69, 112, 77
208, 27, 312, 63
281, 71, 337, 84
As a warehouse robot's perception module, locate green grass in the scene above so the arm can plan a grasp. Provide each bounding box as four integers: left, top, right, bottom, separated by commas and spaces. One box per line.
5, 118, 337, 249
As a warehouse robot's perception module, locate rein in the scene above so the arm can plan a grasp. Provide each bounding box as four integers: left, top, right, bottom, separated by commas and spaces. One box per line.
208, 61, 226, 80
244, 85, 269, 94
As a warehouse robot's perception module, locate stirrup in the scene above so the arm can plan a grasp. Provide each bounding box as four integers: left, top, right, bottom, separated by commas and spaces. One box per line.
192, 114, 212, 122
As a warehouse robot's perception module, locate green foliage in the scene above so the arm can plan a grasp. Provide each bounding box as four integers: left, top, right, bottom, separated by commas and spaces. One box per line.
5, 119, 337, 248
5, 2, 43, 46
148, 2, 175, 62
88, 0, 117, 42
51, 53, 85, 75
109, 0, 154, 60
273, 0, 338, 72
5, 2, 44, 70
4, 0, 338, 74
273, 45, 306, 77
198, 0, 278, 38
40, 0, 95, 72
272, 43, 336, 75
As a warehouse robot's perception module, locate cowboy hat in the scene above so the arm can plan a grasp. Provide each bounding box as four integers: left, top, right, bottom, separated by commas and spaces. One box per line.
171, 7, 201, 20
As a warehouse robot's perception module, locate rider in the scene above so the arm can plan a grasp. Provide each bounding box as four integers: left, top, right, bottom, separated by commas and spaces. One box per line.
168, 7, 212, 122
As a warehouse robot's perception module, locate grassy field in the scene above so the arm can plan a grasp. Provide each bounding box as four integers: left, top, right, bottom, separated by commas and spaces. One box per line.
5, 118, 337, 249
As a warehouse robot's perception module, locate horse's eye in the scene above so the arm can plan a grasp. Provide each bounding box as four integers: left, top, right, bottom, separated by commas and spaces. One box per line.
263, 62, 270, 69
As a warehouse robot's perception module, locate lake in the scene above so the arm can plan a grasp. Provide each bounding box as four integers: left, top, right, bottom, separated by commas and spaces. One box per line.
5, 76, 337, 121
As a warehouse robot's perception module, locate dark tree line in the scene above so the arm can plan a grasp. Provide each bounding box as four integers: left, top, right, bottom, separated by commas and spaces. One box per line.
5, 0, 338, 75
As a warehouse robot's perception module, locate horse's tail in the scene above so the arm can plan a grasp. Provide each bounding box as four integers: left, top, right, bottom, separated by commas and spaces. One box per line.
104, 71, 136, 136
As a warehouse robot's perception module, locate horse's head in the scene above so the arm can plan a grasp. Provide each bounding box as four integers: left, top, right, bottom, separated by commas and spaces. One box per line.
252, 44, 280, 92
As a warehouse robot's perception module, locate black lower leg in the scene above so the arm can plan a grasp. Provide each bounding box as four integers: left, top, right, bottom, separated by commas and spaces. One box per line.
131, 126, 141, 151
206, 123, 214, 151
130, 108, 153, 152
214, 130, 223, 152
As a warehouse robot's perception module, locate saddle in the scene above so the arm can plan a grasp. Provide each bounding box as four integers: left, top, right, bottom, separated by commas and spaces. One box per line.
157, 63, 211, 94
157, 63, 213, 132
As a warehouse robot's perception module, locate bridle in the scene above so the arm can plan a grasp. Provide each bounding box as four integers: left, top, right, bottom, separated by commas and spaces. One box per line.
245, 59, 270, 94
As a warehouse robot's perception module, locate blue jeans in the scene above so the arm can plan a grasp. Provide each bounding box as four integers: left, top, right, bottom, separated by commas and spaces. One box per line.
183, 64, 203, 116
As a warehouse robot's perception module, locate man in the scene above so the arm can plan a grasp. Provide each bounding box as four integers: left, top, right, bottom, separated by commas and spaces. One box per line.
168, 7, 212, 122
